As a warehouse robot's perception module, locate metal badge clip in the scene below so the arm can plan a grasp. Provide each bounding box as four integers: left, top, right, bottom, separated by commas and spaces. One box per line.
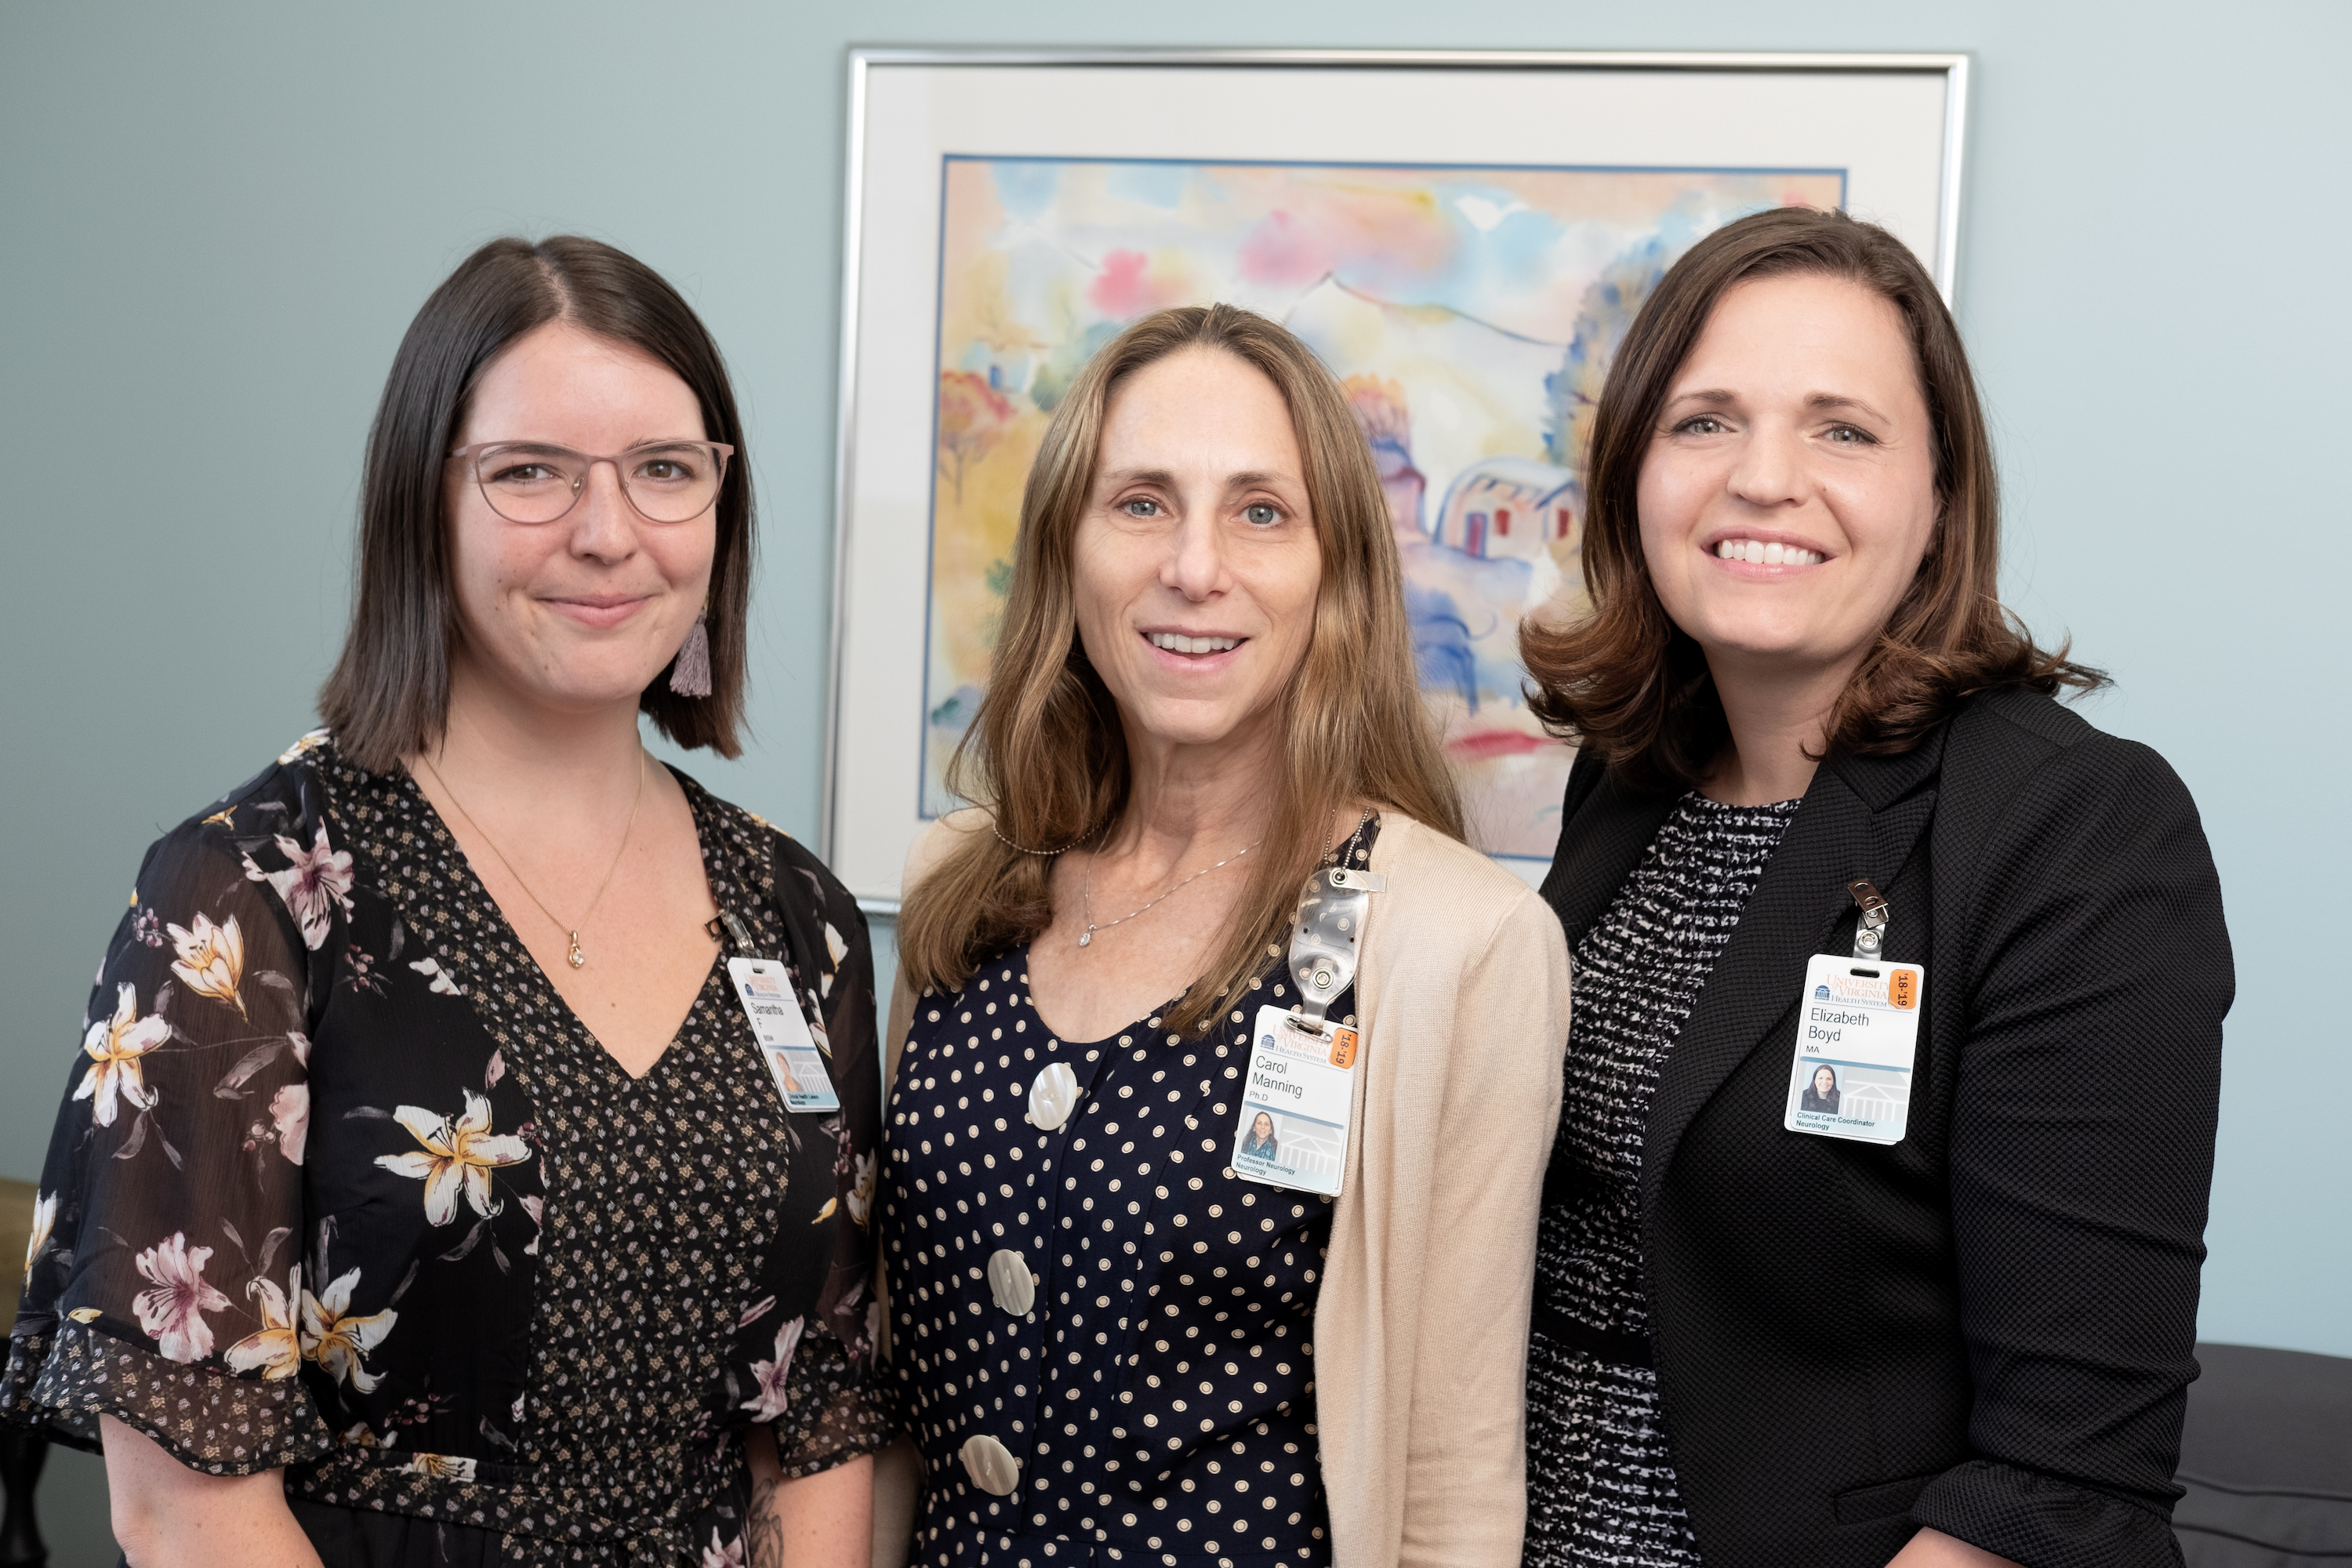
1847, 879, 1891, 961
720, 909, 760, 954
1289, 866, 1379, 1021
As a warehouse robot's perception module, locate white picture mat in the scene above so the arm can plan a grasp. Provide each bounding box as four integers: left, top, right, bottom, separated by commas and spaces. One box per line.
829, 56, 1962, 906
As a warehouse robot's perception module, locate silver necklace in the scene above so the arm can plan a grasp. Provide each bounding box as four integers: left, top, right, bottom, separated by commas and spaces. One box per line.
1077, 836, 1261, 949
1324, 807, 1374, 866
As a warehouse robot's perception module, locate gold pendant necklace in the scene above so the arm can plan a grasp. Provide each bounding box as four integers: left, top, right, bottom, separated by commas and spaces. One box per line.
416, 749, 647, 969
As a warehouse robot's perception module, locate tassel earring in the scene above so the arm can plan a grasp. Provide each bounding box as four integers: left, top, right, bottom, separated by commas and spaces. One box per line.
670, 608, 713, 697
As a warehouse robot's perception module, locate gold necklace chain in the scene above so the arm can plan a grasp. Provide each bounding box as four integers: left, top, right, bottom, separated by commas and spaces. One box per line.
415, 748, 647, 970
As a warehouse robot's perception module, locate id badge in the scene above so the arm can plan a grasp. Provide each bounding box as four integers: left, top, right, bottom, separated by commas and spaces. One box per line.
1232, 1004, 1359, 1196
1783, 953, 1925, 1145
726, 956, 840, 1112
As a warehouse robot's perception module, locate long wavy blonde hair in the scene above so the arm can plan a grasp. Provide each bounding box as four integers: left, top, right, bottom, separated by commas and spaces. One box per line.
896, 304, 1461, 1035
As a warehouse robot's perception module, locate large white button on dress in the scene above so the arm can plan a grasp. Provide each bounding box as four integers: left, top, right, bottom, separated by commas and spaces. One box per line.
985, 1249, 1035, 1316
1025, 1062, 1078, 1131
960, 1432, 1021, 1495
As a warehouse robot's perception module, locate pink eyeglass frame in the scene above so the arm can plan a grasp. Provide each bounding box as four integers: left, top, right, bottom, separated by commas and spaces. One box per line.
448, 439, 738, 524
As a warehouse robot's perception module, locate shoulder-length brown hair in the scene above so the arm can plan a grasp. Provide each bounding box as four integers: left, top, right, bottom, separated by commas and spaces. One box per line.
320, 235, 754, 772
897, 304, 1462, 1035
1520, 205, 2101, 794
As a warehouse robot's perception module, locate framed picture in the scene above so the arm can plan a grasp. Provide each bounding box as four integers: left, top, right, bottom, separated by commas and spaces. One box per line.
824, 48, 1968, 911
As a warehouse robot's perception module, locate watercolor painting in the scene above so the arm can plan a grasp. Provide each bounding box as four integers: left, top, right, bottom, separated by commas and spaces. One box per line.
922, 158, 1846, 863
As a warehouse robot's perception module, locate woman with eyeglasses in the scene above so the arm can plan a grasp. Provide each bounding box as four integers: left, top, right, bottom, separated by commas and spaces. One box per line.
6, 238, 888, 1566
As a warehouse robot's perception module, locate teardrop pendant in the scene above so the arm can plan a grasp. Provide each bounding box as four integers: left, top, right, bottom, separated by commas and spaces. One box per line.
566, 931, 586, 968
1076, 931, 1092, 948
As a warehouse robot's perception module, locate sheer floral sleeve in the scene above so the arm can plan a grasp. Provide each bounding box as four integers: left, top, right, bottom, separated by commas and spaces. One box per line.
770, 1316, 893, 1480
5, 776, 337, 1472
729, 827, 895, 1480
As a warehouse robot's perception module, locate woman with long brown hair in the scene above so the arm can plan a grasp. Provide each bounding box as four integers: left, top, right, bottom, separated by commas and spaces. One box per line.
1517, 206, 2230, 1567
880, 304, 1572, 1568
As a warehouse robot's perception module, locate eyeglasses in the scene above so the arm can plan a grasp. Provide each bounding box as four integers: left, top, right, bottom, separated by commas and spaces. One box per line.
448, 440, 735, 525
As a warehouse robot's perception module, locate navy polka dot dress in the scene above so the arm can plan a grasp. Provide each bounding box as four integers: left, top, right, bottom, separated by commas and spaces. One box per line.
883, 823, 1380, 1568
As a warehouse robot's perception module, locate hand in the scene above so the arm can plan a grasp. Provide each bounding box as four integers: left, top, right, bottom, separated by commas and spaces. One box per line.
102, 1414, 324, 1567
1887, 1526, 2025, 1567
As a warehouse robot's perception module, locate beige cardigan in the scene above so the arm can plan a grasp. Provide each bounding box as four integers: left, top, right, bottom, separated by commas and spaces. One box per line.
880, 812, 1570, 1568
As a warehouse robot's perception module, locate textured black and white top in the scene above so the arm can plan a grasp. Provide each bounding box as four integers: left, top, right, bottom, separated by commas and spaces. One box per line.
881, 820, 1381, 1568
1524, 793, 1800, 1568
5, 733, 892, 1565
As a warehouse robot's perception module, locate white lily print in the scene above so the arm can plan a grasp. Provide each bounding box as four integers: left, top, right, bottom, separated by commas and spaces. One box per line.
130, 1233, 230, 1363
702, 1530, 748, 1568
408, 957, 461, 996
244, 822, 355, 950
23, 1192, 56, 1284
166, 911, 248, 1018
820, 921, 848, 998
74, 983, 169, 1127
222, 1267, 303, 1378
847, 1151, 877, 1227
399, 1452, 477, 1481
277, 728, 331, 765
739, 1315, 804, 1421
269, 1083, 310, 1165
300, 1269, 397, 1392
374, 1091, 530, 1225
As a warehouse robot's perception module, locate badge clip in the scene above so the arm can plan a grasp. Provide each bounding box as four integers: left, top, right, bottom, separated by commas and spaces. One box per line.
1290, 866, 1377, 1021
720, 909, 760, 955
1847, 879, 1890, 962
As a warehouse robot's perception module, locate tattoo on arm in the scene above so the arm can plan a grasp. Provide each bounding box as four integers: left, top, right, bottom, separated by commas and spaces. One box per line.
747, 1472, 786, 1568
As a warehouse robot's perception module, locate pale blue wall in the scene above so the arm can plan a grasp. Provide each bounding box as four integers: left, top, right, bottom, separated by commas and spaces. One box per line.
4, 3, 2343, 1559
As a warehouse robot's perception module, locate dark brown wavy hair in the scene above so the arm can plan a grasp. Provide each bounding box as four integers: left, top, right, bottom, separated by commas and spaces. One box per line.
1520, 206, 2102, 794
895, 305, 1462, 1036
320, 236, 754, 772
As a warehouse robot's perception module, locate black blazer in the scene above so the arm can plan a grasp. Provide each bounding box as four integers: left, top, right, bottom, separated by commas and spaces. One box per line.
1539, 687, 2231, 1568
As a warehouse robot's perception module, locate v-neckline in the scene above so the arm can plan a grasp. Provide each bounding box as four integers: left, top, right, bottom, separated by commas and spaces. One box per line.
396, 761, 729, 1087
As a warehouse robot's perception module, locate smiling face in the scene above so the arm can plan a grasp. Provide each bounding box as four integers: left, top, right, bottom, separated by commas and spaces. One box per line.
443, 321, 715, 719
1813, 1065, 1837, 1097
1070, 348, 1322, 759
1636, 272, 1940, 682
1251, 1112, 1275, 1140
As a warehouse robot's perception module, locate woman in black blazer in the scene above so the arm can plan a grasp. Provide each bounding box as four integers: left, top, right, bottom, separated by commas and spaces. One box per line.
1517, 207, 2230, 1568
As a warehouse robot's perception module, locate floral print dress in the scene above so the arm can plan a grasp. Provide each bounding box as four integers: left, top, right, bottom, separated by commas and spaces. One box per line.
5, 733, 893, 1566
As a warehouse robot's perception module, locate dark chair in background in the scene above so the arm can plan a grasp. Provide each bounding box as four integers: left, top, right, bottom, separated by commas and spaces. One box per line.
0, 1177, 46, 1566
2176, 1341, 2352, 1566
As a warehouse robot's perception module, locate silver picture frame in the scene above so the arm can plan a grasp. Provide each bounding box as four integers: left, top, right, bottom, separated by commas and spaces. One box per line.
824, 48, 1969, 916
